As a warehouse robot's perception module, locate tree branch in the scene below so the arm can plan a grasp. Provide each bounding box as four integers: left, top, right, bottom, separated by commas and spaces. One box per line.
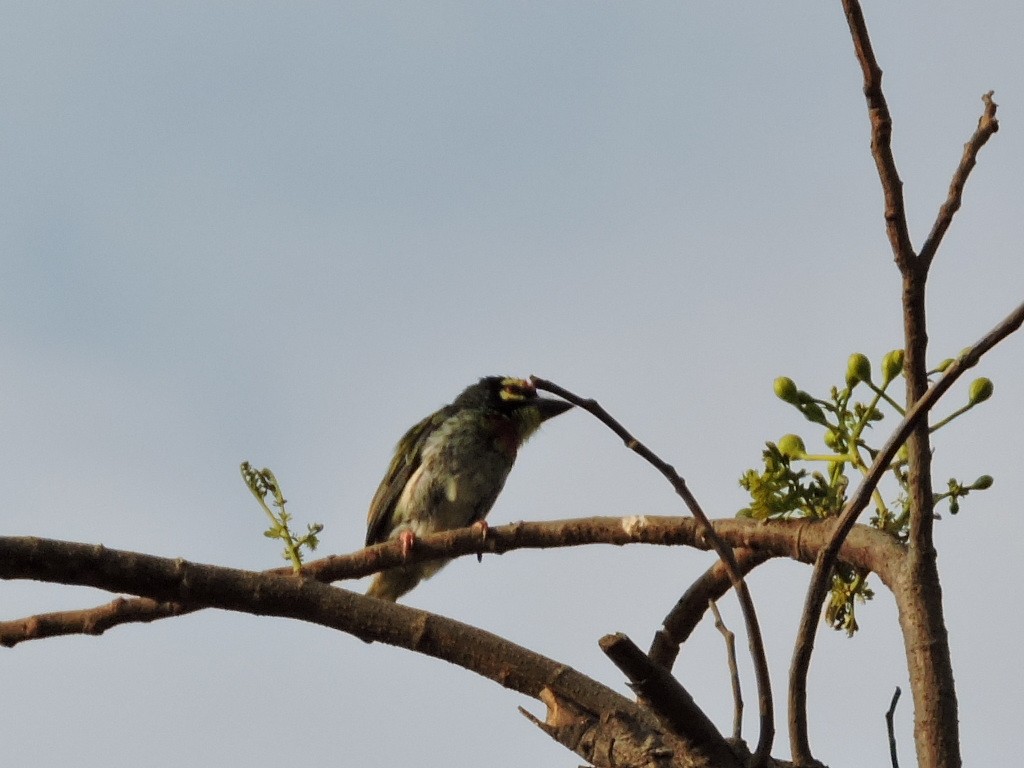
0, 536, 682, 767
886, 686, 902, 768
600, 632, 742, 768
649, 548, 770, 671
2, 517, 905, 647
708, 600, 743, 742
519, 691, 689, 768
918, 92, 999, 269
787, 299, 1024, 764
531, 377, 776, 767
841, 0, 916, 270
802, 6, 1007, 767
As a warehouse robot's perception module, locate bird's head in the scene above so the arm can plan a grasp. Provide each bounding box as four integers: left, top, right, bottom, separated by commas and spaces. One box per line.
455, 376, 573, 442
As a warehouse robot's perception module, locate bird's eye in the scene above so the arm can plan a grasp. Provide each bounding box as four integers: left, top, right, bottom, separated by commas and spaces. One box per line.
499, 378, 535, 402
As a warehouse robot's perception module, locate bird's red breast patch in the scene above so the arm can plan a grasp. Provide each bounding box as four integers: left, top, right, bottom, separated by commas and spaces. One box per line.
487, 414, 521, 457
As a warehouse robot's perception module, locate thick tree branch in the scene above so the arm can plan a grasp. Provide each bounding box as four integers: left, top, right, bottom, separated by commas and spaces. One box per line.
600, 632, 742, 768
0, 536, 681, 767
1, 518, 904, 648
519, 691, 692, 768
531, 377, 776, 767
899, 278, 951, 768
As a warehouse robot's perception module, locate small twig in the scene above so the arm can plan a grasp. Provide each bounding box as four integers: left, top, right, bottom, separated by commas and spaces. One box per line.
841, 0, 915, 271
886, 686, 902, 768
918, 92, 1000, 269
709, 600, 743, 741
531, 376, 775, 767
599, 633, 741, 768
240, 462, 322, 573
788, 300, 1024, 763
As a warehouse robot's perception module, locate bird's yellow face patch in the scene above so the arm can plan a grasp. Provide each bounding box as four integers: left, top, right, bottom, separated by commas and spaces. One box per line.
498, 377, 536, 403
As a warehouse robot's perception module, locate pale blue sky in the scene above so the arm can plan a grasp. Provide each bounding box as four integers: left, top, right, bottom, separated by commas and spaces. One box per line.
4, 3, 1022, 765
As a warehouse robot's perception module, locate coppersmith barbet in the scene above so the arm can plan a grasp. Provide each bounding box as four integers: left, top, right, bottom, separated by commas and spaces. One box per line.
364, 376, 571, 601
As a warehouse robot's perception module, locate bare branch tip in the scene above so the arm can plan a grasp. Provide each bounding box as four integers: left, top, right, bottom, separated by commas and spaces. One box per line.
981, 90, 999, 130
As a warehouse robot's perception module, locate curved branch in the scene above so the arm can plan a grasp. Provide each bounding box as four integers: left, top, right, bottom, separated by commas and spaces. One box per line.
0, 536, 682, 767
531, 377, 776, 767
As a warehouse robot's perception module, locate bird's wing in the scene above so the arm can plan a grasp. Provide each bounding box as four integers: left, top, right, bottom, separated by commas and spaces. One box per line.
364, 408, 450, 547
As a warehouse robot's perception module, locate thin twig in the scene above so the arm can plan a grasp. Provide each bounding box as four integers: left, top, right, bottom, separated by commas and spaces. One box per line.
841, 0, 915, 270
918, 92, 999, 268
531, 376, 775, 767
709, 600, 743, 741
788, 300, 1024, 763
886, 686, 902, 768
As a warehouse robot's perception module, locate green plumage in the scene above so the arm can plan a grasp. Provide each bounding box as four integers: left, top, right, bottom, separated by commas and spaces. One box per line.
365, 376, 571, 601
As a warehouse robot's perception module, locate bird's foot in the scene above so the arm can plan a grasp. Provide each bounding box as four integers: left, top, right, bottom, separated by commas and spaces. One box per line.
398, 529, 416, 559
471, 520, 489, 562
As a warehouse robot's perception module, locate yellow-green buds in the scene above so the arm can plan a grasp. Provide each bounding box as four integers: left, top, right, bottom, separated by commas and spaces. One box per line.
777, 434, 807, 460
881, 349, 904, 386
774, 376, 800, 404
971, 475, 994, 490
968, 377, 994, 405
846, 353, 872, 388
802, 402, 828, 426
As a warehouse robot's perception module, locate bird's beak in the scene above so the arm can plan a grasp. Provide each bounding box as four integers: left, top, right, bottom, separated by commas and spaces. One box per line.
534, 397, 573, 422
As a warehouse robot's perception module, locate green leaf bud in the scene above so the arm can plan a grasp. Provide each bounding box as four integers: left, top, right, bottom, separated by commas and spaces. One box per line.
777, 434, 807, 460
972, 475, 994, 490
801, 402, 829, 426
846, 353, 872, 388
823, 428, 842, 450
968, 377, 994, 405
774, 376, 801, 404
933, 358, 954, 373
881, 349, 904, 386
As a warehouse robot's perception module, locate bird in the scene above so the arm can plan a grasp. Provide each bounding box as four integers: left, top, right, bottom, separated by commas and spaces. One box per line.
364, 376, 572, 602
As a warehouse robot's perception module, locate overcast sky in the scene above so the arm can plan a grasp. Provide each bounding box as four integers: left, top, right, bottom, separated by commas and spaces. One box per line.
4, 2, 1023, 766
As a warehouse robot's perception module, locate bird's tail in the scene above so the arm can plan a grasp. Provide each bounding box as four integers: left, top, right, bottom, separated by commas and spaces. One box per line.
365, 567, 420, 603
